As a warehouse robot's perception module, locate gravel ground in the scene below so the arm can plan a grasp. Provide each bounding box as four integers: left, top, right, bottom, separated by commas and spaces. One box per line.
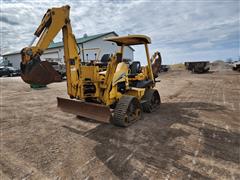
0, 69, 239, 179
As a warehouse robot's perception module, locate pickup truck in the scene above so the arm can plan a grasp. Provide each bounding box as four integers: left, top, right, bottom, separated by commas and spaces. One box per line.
0, 66, 20, 77
232, 61, 240, 71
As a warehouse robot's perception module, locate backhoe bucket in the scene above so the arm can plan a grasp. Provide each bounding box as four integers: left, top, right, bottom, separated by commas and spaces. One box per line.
57, 97, 112, 123
21, 60, 62, 85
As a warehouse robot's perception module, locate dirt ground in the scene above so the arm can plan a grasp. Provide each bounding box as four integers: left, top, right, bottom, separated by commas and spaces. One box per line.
0, 69, 239, 179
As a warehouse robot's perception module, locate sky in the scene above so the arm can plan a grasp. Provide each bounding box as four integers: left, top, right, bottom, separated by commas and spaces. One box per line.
0, 0, 239, 64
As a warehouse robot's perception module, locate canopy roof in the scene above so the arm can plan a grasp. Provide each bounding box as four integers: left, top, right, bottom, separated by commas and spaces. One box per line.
104, 35, 151, 46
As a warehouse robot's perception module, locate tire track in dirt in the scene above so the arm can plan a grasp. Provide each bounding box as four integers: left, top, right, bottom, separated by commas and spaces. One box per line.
162, 78, 207, 179
180, 73, 240, 179
1, 72, 239, 179
161, 73, 239, 179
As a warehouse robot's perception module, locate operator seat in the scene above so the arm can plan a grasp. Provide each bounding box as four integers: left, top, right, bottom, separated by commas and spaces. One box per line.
128, 61, 153, 88
128, 61, 141, 78
101, 54, 110, 64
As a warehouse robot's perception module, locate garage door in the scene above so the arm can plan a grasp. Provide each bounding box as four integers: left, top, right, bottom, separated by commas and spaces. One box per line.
41, 52, 59, 60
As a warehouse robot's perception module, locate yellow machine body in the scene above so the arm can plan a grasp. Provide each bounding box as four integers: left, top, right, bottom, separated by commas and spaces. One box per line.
20, 5, 161, 126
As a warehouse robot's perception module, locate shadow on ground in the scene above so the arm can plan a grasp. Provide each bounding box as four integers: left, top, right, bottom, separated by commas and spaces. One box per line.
63, 101, 239, 179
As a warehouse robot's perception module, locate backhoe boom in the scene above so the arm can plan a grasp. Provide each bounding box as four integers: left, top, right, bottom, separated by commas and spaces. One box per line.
21, 5, 81, 98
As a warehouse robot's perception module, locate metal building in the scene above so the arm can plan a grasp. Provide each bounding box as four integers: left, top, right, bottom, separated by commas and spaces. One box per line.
2, 31, 134, 69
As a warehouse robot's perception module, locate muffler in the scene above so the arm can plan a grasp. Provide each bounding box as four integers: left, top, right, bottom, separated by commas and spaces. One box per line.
57, 97, 112, 123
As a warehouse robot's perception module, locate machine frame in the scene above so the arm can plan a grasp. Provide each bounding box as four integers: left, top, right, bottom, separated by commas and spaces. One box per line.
20, 5, 161, 126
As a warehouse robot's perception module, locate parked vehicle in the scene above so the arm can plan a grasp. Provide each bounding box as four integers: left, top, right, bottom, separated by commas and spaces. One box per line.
185, 61, 210, 73
160, 65, 169, 72
232, 61, 240, 71
0, 66, 20, 77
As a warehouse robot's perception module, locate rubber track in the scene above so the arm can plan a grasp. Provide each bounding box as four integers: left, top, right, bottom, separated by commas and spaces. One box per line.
112, 95, 135, 127
142, 89, 160, 113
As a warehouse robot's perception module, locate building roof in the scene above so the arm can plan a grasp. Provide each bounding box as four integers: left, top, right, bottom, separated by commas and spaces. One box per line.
3, 31, 134, 56
48, 31, 119, 49
2, 51, 20, 56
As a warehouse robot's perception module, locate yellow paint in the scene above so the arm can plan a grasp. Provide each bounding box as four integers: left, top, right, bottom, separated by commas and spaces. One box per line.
21, 5, 158, 109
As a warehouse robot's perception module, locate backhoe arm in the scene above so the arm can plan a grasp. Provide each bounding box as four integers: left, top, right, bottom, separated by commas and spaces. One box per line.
20, 5, 80, 87
151, 51, 162, 78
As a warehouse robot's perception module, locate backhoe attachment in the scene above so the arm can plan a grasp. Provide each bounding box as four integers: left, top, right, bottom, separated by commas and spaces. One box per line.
20, 5, 70, 85
20, 48, 61, 85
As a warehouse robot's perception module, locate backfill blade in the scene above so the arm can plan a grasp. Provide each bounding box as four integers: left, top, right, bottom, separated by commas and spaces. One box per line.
57, 97, 112, 123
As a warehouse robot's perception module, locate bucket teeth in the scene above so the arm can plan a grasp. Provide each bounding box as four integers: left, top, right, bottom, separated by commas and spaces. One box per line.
57, 97, 112, 123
